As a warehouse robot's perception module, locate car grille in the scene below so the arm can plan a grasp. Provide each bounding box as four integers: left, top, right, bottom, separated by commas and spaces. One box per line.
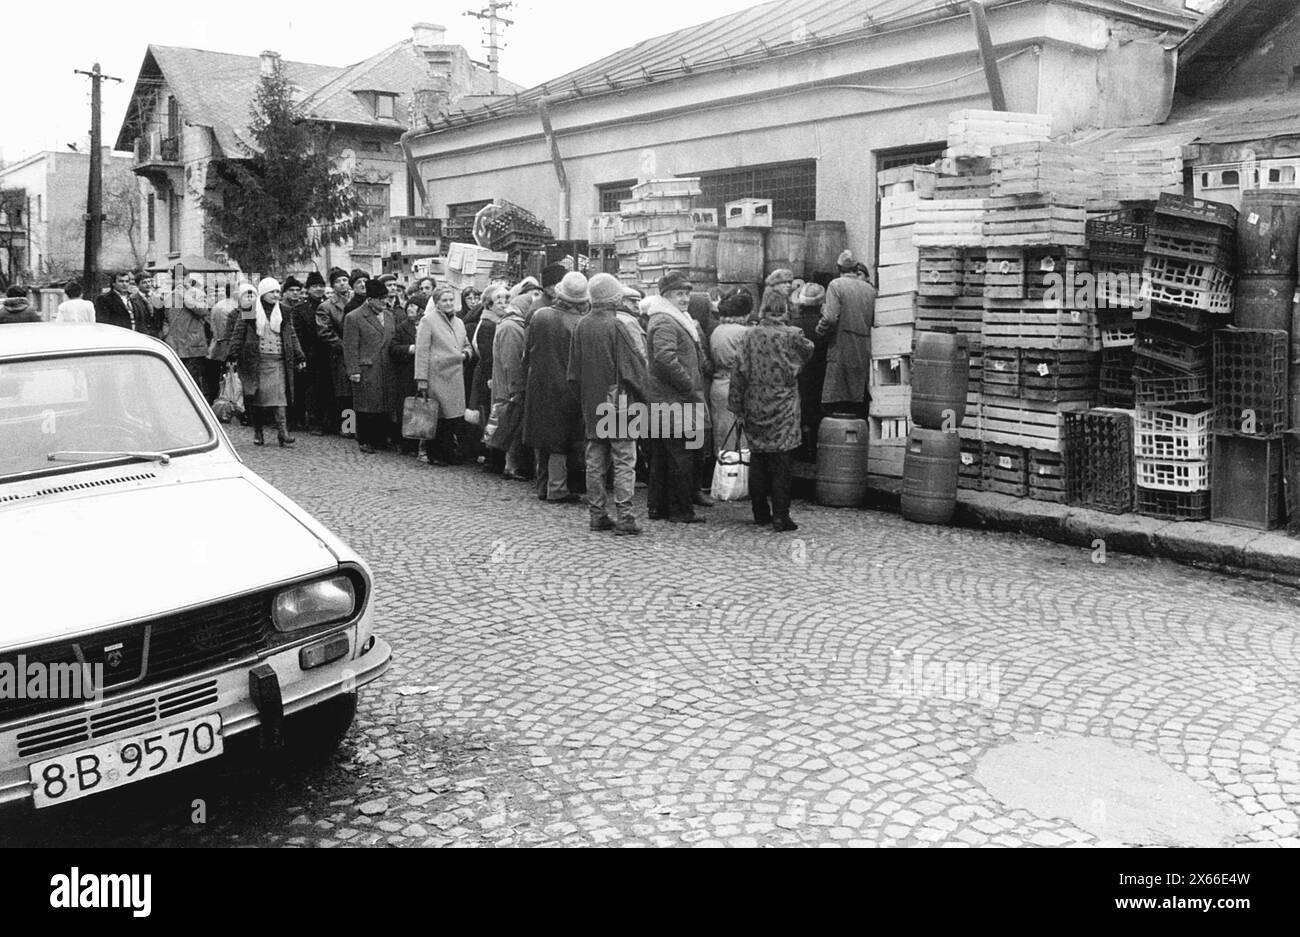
1, 591, 275, 726
15, 680, 219, 759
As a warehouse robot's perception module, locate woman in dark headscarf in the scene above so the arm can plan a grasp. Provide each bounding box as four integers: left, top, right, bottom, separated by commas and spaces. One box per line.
709, 288, 753, 458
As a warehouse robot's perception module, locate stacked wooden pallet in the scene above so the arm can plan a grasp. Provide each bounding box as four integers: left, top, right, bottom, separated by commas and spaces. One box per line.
945, 110, 1053, 161
990, 142, 1104, 203
869, 165, 925, 483
1101, 147, 1184, 203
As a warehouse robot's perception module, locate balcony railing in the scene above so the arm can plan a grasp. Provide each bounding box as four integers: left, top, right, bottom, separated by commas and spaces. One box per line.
134, 133, 182, 169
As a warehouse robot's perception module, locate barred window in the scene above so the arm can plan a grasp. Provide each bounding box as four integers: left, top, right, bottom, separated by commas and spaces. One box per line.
876, 144, 945, 172
598, 181, 635, 213
691, 160, 817, 222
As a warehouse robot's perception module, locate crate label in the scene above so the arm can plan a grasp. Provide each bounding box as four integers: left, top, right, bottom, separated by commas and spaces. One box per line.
998, 456, 1013, 469
1038, 467, 1049, 475
1037, 363, 1051, 377
891, 357, 902, 370
961, 453, 975, 465
999, 260, 1012, 274
994, 361, 1006, 371
1071, 310, 1081, 321
1039, 256, 1056, 272
1248, 212, 1260, 225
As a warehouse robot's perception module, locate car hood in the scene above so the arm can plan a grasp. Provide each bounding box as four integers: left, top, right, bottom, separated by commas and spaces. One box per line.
2, 476, 340, 649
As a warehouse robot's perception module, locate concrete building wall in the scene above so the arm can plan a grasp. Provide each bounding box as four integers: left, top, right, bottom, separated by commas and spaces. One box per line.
410, 1, 1188, 263
1215, 8, 1300, 98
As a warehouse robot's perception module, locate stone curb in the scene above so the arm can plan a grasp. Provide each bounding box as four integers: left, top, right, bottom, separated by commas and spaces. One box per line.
859, 485, 1300, 588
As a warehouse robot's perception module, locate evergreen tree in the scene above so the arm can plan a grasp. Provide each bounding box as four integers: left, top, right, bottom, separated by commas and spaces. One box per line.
202, 59, 363, 273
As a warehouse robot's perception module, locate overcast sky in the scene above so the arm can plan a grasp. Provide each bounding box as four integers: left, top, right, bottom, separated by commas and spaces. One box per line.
1, 0, 763, 163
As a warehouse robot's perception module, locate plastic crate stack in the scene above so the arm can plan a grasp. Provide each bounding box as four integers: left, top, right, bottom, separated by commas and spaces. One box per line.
617, 178, 701, 294
1064, 408, 1135, 514
1131, 194, 1238, 521
1210, 328, 1288, 529
1086, 207, 1151, 406
869, 166, 929, 481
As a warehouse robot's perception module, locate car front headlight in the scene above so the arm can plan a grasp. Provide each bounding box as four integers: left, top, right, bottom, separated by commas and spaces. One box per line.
272, 575, 357, 633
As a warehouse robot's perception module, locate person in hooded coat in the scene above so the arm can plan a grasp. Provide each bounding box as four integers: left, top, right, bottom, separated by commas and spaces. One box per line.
0, 285, 40, 324
225, 277, 307, 447
415, 286, 472, 465
343, 279, 398, 454
467, 284, 509, 473
522, 272, 589, 503
488, 291, 529, 479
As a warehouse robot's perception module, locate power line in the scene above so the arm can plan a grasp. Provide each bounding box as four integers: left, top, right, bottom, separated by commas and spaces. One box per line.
463, 1, 515, 95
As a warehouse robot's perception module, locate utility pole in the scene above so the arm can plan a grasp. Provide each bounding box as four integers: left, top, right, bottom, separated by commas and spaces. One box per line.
74, 63, 123, 292
464, 1, 515, 95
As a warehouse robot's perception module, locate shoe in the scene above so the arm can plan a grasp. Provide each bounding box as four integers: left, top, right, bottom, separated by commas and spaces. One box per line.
667, 515, 706, 525
648, 511, 667, 521
278, 433, 296, 448
549, 494, 581, 504
753, 516, 773, 527
590, 516, 616, 532
693, 492, 716, 508
483, 463, 504, 476
615, 518, 643, 536
309, 428, 325, 437
359, 444, 376, 454
429, 458, 448, 467
253, 429, 265, 447
417, 452, 431, 464
772, 517, 800, 533
342, 432, 356, 440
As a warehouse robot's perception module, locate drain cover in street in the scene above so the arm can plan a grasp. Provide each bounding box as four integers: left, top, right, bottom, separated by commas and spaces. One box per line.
975, 737, 1251, 847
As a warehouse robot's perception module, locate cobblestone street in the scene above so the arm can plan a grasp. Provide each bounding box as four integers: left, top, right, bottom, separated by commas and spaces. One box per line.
5, 425, 1300, 848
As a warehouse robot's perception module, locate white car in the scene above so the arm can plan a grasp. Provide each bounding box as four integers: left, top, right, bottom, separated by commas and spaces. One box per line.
0, 324, 392, 810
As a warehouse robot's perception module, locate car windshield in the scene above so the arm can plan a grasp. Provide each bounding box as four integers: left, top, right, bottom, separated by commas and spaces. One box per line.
0, 352, 214, 480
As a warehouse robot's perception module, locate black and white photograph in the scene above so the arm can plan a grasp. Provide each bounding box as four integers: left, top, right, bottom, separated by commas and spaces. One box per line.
0, 0, 1295, 904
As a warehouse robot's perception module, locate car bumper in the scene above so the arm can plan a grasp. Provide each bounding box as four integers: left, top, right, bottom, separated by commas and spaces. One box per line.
0, 631, 392, 808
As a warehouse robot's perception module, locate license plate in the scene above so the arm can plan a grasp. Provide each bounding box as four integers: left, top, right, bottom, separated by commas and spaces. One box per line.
30, 714, 223, 809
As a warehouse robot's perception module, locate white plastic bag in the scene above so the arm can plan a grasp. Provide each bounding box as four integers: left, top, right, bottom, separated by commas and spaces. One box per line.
711, 444, 750, 502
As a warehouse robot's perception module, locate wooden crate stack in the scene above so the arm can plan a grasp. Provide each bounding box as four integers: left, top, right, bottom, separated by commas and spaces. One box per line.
1101, 147, 1184, 204
869, 166, 928, 483
619, 178, 702, 293
945, 110, 1052, 161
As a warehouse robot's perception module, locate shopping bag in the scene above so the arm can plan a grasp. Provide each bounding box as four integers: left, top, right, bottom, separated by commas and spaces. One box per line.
213, 368, 243, 423
402, 395, 440, 439
711, 422, 750, 501
484, 399, 521, 451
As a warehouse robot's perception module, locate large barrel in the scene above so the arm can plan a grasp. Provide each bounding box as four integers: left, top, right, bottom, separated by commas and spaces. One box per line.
911, 330, 970, 430
815, 414, 870, 507
765, 220, 808, 279
718, 281, 762, 313
690, 225, 720, 276
806, 220, 848, 277
1235, 275, 1298, 330
1238, 189, 1300, 276
901, 428, 960, 524
717, 230, 765, 282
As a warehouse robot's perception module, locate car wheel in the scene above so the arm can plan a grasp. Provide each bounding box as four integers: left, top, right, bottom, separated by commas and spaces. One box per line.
281, 693, 358, 764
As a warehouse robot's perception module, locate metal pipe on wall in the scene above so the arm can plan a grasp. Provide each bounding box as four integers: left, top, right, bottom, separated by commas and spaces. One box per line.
538, 99, 571, 241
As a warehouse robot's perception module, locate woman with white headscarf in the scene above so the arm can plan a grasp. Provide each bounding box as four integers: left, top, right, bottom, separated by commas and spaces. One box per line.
415, 285, 472, 465
226, 277, 307, 447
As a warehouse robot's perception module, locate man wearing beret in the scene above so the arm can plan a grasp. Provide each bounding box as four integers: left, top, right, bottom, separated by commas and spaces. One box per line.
316, 267, 356, 436
522, 271, 589, 503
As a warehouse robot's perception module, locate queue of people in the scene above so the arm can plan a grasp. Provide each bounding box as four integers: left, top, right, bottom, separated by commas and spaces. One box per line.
6, 252, 877, 534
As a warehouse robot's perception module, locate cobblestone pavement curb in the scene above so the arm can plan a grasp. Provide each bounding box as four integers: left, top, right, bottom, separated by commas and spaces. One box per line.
5, 428, 1300, 848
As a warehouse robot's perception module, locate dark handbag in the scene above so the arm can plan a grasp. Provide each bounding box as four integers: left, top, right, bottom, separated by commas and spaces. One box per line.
484, 398, 522, 451
402, 395, 440, 439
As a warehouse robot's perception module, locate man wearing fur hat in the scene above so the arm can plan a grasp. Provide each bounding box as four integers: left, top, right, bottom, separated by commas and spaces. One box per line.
345, 268, 370, 313
343, 278, 397, 454
523, 272, 589, 503
315, 267, 355, 436
569, 273, 649, 534
817, 250, 876, 418
539, 263, 567, 305
645, 270, 712, 524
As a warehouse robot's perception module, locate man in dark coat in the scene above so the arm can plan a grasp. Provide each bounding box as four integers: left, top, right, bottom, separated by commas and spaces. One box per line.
282, 276, 312, 431
345, 269, 369, 313
315, 267, 355, 436
818, 250, 876, 417
645, 271, 711, 524
568, 273, 648, 535
297, 271, 329, 433
131, 273, 164, 338
94, 271, 143, 331
343, 279, 397, 454
522, 272, 589, 503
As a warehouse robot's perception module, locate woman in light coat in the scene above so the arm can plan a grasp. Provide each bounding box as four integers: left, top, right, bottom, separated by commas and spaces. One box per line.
415, 286, 472, 465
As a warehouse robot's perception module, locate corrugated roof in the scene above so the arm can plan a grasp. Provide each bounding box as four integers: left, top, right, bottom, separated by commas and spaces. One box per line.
1175, 0, 1298, 95
427, 0, 1198, 128
116, 41, 522, 155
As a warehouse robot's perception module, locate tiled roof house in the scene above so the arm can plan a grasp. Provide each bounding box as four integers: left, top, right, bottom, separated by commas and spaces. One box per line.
115, 23, 520, 281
